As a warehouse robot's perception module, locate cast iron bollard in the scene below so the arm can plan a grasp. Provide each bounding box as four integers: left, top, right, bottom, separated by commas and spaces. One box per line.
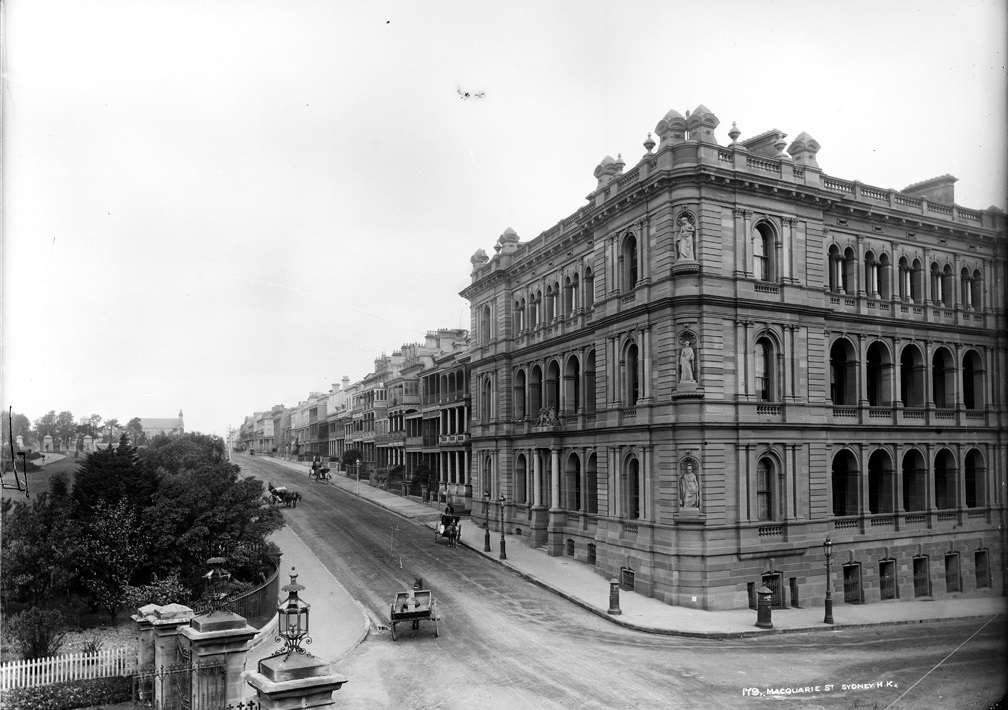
755, 585, 773, 629
607, 577, 622, 615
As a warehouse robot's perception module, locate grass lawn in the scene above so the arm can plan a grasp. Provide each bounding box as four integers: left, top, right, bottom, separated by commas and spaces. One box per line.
1, 453, 80, 501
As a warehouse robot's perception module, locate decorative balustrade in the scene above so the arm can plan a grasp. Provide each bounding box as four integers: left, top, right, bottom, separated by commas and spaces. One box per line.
937, 511, 958, 522
823, 176, 855, 194
718, 149, 733, 162
832, 407, 857, 418
934, 410, 955, 420
967, 509, 986, 519
904, 513, 927, 525
868, 408, 892, 419
746, 155, 780, 174
860, 185, 889, 201
928, 202, 953, 216
893, 193, 921, 208
869, 515, 895, 527
755, 405, 781, 416
622, 523, 638, 534
754, 282, 779, 294
758, 525, 782, 537
902, 408, 925, 420
833, 516, 858, 530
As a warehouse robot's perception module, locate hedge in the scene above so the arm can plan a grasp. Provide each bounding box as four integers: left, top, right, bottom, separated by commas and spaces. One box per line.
0, 676, 132, 710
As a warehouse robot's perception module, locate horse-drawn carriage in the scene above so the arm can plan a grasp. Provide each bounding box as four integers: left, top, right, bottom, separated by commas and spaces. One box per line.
434, 514, 461, 548
267, 482, 301, 508
309, 459, 331, 482
389, 586, 439, 640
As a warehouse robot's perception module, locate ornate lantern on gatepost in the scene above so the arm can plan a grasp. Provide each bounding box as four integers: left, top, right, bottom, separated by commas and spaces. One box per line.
203, 556, 232, 614
275, 567, 312, 659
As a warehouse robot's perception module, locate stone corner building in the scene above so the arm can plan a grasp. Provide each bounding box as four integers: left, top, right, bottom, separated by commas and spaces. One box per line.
460, 104, 1007, 611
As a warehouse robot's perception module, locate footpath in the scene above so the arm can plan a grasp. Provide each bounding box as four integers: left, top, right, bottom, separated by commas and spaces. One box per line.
249, 455, 1006, 663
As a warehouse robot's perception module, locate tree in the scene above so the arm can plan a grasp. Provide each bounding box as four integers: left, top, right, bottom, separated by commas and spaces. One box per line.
103, 418, 121, 445
5, 608, 67, 660
125, 417, 147, 448
342, 449, 364, 470
72, 434, 158, 517
77, 499, 149, 622
34, 410, 57, 440
54, 410, 76, 450
0, 473, 81, 605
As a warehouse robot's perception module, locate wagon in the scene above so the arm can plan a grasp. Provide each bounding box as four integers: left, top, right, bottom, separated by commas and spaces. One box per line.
389, 589, 438, 640
434, 515, 461, 547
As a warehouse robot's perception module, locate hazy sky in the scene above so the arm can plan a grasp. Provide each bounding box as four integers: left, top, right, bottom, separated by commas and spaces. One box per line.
2, 0, 1006, 437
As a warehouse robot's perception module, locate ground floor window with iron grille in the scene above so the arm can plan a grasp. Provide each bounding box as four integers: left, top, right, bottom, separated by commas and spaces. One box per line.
843, 563, 863, 603
762, 572, 783, 608
945, 553, 961, 593
975, 549, 990, 589
587, 543, 596, 565
913, 556, 931, 597
879, 559, 897, 600
621, 566, 635, 591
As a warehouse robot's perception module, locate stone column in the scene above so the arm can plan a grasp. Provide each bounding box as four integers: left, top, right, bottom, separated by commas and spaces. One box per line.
550, 449, 561, 511
151, 604, 195, 710
244, 654, 348, 710
533, 451, 543, 508
180, 611, 257, 707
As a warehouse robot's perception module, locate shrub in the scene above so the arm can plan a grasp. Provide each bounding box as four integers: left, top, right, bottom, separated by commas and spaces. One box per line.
5, 608, 67, 660
0, 675, 132, 710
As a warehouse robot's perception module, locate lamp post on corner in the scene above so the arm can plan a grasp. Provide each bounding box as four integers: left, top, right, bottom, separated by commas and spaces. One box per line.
483, 490, 491, 552
355, 458, 361, 495
823, 536, 834, 625
499, 494, 507, 560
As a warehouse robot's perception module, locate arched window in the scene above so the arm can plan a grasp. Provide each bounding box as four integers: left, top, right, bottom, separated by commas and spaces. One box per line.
902, 449, 927, 512
934, 449, 956, 510
545, 360, 560, 412
483, 454, 493, 497
565, 453, 581, 511
866, 341, 893, 406
529, 365, 543, 415
586, 452, 598, 514
622, 234, 638, 289
564, 276, 573, 315
571, 273, 580, 313
864, 251, 879, 297
625, 457, 641, 519
941, 264, 954, 307
898, 257, 911, 301
831, 450, 858, 516
971, 269, 983, 311
877, 253, 891, 299
756, 457, 774, 521
532, 290, 542, 327
545, 284, 556, 321
964, 449, 985, 508
752, 223, 774, 281
564, 356, 580, 414
481, 377, 493, 421
932, 347, 955, 409
829, 339, 858, 405
960, 268, 973, 310
481, 304, 491, 344
828, 244, 843, 292
900, 344, 925, 407
513, 299, 524, 334
867, 450, 894, 514
513, 368, 527, 421
584, 349, 597, 413
843, 247, 857, 294
962, 349, 984, 410
515, 454, 528, 505
754, 336, 776, 402
584, 267, 595, 310
930, 262, 943, 304
911, 258, 924, 303
623, 340, 640, 406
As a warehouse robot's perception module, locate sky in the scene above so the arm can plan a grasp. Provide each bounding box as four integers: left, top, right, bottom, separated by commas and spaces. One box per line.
2, 0, 1006, 438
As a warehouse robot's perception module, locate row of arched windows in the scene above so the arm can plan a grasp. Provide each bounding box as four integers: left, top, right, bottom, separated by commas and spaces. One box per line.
512, 269, 597, 334
830, 340, 985, 409
828, 246, 984, 310
831, 447, 987, 516
511, 351, 598, 420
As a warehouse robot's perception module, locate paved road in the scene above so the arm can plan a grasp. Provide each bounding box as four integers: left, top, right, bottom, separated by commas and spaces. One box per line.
243, 458, 1007, 710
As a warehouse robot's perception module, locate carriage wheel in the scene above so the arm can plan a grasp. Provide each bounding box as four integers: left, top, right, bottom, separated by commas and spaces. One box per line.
390, 622, 396, 641
434, 618, 439, 638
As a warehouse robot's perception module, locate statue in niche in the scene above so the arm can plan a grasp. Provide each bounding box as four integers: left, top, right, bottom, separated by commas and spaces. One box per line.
679, 339, 696, 384
676, 216, 695, 261
679, 460, 700, 509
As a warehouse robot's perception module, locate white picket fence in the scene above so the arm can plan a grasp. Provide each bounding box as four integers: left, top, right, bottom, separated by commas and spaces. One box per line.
0, 647, 136, 691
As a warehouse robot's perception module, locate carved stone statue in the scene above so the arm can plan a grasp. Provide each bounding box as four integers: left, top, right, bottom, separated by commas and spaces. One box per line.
677, 216, 695, 261
679, 462, 700, 509
679, 341, 695, 383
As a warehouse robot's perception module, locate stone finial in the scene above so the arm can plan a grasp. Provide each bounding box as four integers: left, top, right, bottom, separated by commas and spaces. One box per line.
470, 248, 489, 269
728, 122, 740, 144
614, 153, 625, 172
593, 154, 621, 188
787, 131, 820, 167
654, 108, 687, 146
686, 104, 720, 143
775, 132, 791, 160
498, 228, 520, 254
643, 132, 655, 153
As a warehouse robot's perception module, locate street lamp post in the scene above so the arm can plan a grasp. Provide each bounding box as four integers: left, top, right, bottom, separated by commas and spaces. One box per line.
271, 566, 312, 662
499, 494, 507, 560
823, 536, 834, 624
483, 491, 491, 552
356, 458, 361, 495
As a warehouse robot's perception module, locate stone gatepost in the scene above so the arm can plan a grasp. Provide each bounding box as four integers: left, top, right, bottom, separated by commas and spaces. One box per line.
130, 603, 160, 704
180, 610, 257, 707
151, 603, 195, 709
243, 653, 349, 710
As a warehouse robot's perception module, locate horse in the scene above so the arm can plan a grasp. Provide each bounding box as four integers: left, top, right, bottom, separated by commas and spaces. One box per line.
444, 518, 460, 549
